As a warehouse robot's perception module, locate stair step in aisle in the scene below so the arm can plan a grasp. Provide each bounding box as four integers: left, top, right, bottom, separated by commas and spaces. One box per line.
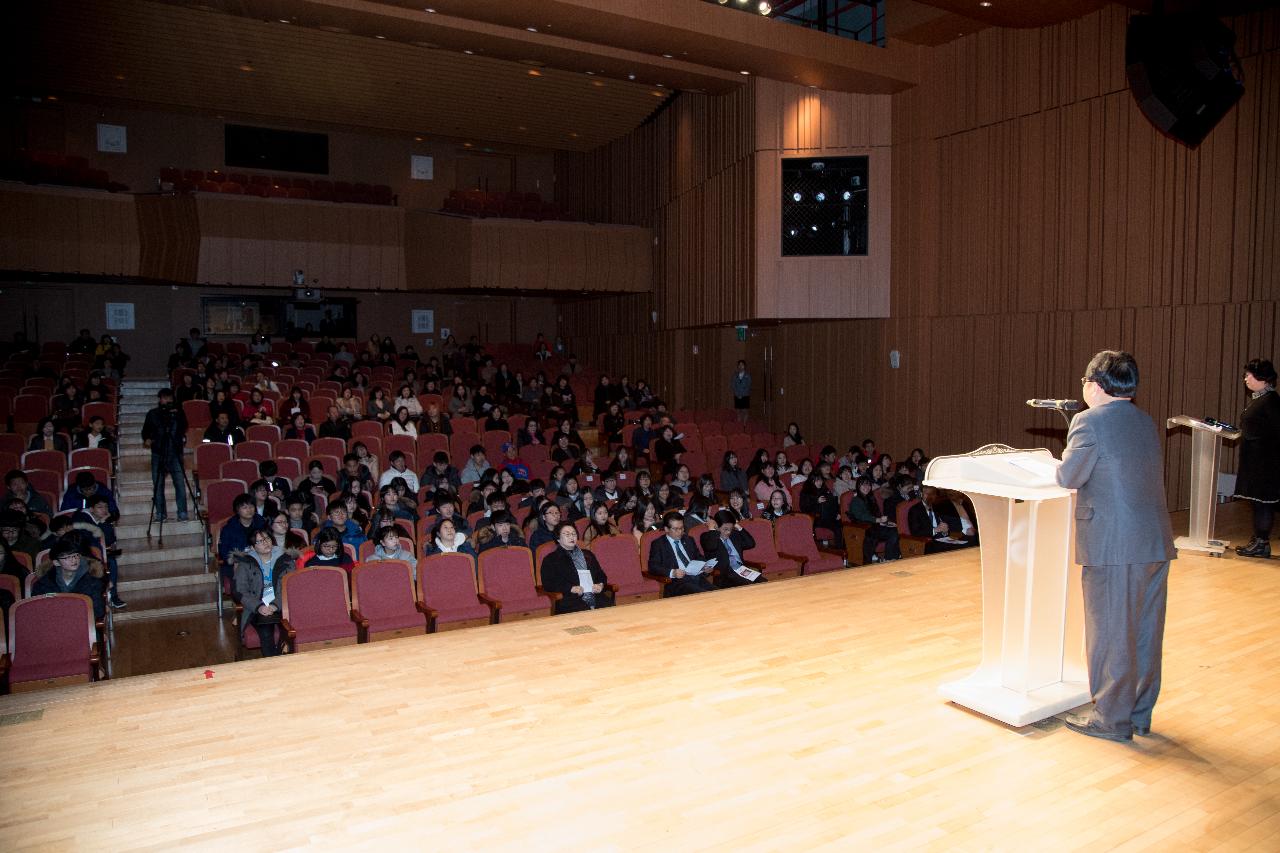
109, 378, 221, 626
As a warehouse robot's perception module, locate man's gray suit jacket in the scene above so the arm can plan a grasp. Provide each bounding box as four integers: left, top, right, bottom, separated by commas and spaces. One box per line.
1055, 400, 1176, 567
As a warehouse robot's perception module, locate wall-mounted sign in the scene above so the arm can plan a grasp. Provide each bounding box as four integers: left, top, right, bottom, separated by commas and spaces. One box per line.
106, 302, 135, 330
411, 309, 435, 334
410, 155, 434, 181
97, 123, 127, 153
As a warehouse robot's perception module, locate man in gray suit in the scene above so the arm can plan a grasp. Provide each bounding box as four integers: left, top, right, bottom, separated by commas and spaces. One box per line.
1056, 350, 1176, 742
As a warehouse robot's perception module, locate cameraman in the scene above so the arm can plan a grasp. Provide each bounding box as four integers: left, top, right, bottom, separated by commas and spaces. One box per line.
141, 388, 190, 521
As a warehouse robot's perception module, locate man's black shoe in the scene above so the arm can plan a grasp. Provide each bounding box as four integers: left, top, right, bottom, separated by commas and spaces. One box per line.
109, 596, 128, 610
1132, 725, 1151, 737
1062, 712, 1132, 742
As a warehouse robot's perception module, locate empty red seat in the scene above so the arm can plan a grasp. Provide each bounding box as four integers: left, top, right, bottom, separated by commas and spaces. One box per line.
741, 518, 803, 579
587, 534, 660, 602
477, 547, 553, 621
195, 443, 232, 481
7, 593, 103, 690
351, 560, 428, 641
775, 513, 845, 574
281, 566, 359, 652
418, 553, 492, 630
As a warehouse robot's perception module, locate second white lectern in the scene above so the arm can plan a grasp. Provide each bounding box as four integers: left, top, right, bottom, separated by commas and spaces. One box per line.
1166, 414, 1241, 556
924, 446, 1088, 727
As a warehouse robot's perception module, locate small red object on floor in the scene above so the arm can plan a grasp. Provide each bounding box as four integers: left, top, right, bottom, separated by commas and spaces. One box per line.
204, 670, 214, 679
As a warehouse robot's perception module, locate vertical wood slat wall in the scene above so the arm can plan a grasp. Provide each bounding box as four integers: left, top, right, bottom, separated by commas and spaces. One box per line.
560, 5, 1280, 511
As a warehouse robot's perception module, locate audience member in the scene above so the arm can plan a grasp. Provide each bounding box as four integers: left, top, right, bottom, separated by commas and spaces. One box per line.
541, 523, 614, 614
74, 416, 117, 454
233, 528, 296, 656
28, 418, 69, 453
218, 495, 268, 581
422, 451, 461, 493
319, 500, 367, 549
316, 407, 349, 441
306, 527, 354, 570
700, 509, 766, 589
647, 512, 715, 596
4, 470, 53, 517
424, 518, 476, 558
378, 452, 420, 492
33, 539, 106, 621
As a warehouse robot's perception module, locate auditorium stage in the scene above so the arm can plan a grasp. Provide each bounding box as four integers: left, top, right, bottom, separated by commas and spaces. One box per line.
2, 532, 1278, 849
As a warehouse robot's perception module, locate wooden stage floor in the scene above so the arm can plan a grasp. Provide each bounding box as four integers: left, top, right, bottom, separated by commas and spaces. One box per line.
2, 523, 1278, 849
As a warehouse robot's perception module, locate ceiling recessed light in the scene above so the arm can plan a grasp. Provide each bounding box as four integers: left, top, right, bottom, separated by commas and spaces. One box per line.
585, 70, 594, 75
627, 73, 636, 80
463, 142, 473, 147
526, 26, 538, 32
319, 25, 349, 33
239, 64, 254, 72
414, 136, 423, 141
740, 70, 750, 75
569, 132, 579, 138
518, 126, 527, 131
758, 1, 772, 14
527, 69, 542, 76
591, 80, 605, 87
114, 74, 126, 80
375, 34, 387, 39
662, 53, 673, 59
424, 7, 436, 11
46, 95, 58, 101
278, 18, 290, 23
463, 49, 474, 54
979, 1, 992, 5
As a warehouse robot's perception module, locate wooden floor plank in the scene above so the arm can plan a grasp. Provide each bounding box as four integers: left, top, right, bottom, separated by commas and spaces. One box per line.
1, 504, 1277, 849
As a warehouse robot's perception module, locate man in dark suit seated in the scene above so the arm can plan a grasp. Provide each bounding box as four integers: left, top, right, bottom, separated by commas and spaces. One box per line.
907, 486, 974, 553
699, 509, 767, 589
647, 511, 715, 596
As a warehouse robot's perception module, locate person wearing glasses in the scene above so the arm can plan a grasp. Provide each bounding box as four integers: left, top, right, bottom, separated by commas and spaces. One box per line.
1055, 351, 1174, 742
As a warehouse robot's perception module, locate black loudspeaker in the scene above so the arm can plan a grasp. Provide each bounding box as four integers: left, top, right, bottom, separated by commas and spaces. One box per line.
1125, 12, 1245, 148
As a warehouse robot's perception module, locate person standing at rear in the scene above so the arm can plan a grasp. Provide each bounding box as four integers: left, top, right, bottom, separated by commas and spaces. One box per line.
731, 360, 751, 425
1056, 350, 1175, 742
1232, 358, 1279, 558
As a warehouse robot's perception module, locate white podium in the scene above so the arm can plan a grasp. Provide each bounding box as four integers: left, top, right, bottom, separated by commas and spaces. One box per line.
1166, 414, 1241, 556
924, 446, 1089, 727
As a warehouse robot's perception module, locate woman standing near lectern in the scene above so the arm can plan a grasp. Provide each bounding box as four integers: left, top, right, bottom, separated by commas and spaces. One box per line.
1233, 358, 1279, 558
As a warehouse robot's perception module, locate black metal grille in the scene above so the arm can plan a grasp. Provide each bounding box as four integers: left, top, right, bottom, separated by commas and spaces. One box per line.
781, 156, 869, 257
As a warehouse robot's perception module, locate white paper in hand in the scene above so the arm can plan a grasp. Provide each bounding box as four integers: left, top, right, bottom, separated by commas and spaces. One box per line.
733, 565, 761, 582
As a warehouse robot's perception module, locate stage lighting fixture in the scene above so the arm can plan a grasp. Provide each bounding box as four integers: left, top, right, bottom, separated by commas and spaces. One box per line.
759, 2, 772, 14
815, 191, 826, 202
842, 190, 852, 201
810, 224, 819, 232
791, 191, 802, 202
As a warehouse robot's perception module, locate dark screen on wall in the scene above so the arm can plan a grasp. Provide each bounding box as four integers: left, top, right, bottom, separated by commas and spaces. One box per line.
224, 124, 329, 174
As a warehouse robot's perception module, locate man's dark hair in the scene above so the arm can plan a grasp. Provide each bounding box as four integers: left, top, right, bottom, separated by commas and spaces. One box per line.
489, 510, 513, 526
49, 515, 73, 534
86, 493, 110, 510
470, 444, 485, 457
326, 500, 346, 515
314, 526, 343, 548
713, 509, 737, 527
250, 478, 270, 493
1244, 358, 1277, 385
157, 388, 174, 399
433, 451, 450, 465
662, 511, 684, 530
75, 471, 97, 490
232, 494, 255, 512
5, 470, 27, 487
388, 451, 405, 463
342, 453, 358, 465
259, 460, 278, 477
285, 492, 307, 508
1085, 350, 1139, 399
308, 460, 324, 472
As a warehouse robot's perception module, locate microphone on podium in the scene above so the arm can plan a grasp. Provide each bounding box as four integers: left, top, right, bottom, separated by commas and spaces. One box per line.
1026, 398, 1081, 411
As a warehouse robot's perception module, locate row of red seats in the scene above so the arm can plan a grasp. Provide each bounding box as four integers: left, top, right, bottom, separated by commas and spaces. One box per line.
442, 188, 574, 221
159, 168, 395, 205
1, 151, 129, 193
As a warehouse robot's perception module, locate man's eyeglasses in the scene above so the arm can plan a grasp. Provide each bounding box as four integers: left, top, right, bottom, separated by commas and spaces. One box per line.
1080, 376, 1094, 386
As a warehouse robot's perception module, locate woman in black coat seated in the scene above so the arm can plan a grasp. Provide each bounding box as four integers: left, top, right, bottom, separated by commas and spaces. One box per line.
539, 522, 614, 614
720, 451, 749, 494
846, 476, 901, 564
27, 418, 70, 454
798, 471, 844, 547
652, 425, 686, 474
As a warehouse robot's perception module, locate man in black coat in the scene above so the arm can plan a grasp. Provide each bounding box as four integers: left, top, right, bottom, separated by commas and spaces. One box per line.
140, 388, 189, 521
699, 510, 767, 589
647, 512, 715, 596
907, 487, 972, 553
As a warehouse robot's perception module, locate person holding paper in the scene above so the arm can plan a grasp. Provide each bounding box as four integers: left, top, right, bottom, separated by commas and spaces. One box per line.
700, 510, 767, 589
540, 523, 615, 614
647, 512, 716, 596
1057, 350, 1175, 742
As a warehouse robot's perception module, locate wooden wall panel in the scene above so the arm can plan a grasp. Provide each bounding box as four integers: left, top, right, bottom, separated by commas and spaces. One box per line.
192, 195, 404, 290
0, 185, 140, 277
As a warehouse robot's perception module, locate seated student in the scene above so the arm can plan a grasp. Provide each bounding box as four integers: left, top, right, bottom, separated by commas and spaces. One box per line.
653, 482, 682, 513
28, 418, 70, 454
550, 433, 580, 464
684, 495, 713, 527
333, 388, 361, 422
306, 527, 354, 571
774, 451, 797, 480
217, 494, 268, 582
284, 387, 312, 421
569, 447, 600, 479
647, 511, 715, 596
517, 479, 548, 510
752, 463, 789, 508
248, 479, 280, 519
497, 443, 531, 481
472, 492, 511, 533
944, 489, 979, 543
725, 488, 753, 522
74, 416, 117, 454
860, 438, 882, 468
581, 503, 620, 545
517, 418, 543, 448
668, 464, 695, 495
390, 407, 418, 438
33, 539, 107, 621
423, 517, 477, 558
421, 451, 461, 493
395, 385, 423, 419
208, 388, 241, 427
881, 474, 917, 521
700, 509, 768, 589
607, 446, 636, 474
592, 472, 623, 504
600, 402, 625, 446
0, 537, 30, 611
367, 388, 394, 423
284, 492, 319, 537
59, 470, 120, 521
846, 476, 901, 563
420, 402, 453, 436
541, 522, 615, 614
282, 412, 316, 444
243, 390, 275, 427
319, 499, 367, 550
528, 501, 563, 551
269, 511, 309, 551
0, 508, 43, 566
368, 525, 413, 564
907, 486, 973, 553
476, 510, 528, 553
203, 411, 246, 446
782, 422, 805, 448
378, 451, 420, 492
833, 465, 857, 499
234, 527, 298, 656
745, 448, 771, 481
630, 500, 662, 545
552, 417, 585, 452
694, 474, 718, 505
483, 405, 509, 432
330, 454, 368, 497
298, 461, 338, 503
459, 445, 490, 486
73, 492, 125, 609
652, 425, 686, 474
423, 492, 470, 535
367, 485, 415, 535
631, 414, 657, 456
720, 452, 749, 494
799, 471, 844, 547
259, 461, 293, 503
351, 441, 380, 482
761, 489, 791, 521
790, 459, 815, 488
316, 406, 350, 441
